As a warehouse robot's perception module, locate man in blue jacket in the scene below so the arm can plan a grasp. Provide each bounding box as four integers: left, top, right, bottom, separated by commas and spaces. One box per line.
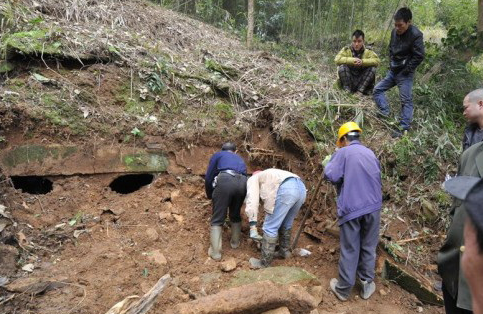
324, 122, 382, 301
205, 142, 247, 260
373, 7, 425, 138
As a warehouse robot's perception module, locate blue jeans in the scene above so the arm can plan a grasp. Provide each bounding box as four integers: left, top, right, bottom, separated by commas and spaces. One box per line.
263, 177, 307, 237
373, 70, 414, 130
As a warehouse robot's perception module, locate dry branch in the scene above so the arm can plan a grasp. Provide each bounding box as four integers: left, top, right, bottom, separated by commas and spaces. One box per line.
105, 274, 171, 314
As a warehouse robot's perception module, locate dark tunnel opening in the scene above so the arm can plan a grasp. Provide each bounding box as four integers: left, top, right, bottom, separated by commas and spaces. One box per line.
11, 176, 54, 195
109, 174, 154, 194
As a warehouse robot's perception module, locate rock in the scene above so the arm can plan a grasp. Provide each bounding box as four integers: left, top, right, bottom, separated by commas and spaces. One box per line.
417, 306, 423, 312
171, 190, 181, 202
262, 307, 290, 314
329, 248, 336, 254
166, 281, 318, 314
173, 214, 184, 223
306, 285, 323, 305
380, 289, 387, 296
382, 259, 443, 305
146, 228, 159, 241
161, 201, 173, 212
0, 244, 19, 276
22, 263, 35, 272
230, 266, 319, 288
170, 205, 181, 215
148, 250, 167, 265
159, 212, 174, 222
220, 258, 237, 272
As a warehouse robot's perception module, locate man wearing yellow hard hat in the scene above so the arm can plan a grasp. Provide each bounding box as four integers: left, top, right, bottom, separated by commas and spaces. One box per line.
324, 122, 382, 301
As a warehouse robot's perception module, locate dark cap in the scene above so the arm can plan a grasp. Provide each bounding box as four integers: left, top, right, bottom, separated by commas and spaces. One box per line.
444, 176, 483, 235
221, 142, 236, 151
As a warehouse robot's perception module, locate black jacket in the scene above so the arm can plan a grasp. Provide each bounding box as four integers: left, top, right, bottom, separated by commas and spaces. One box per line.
463, 123, 483, 151
389, 25, 425, 73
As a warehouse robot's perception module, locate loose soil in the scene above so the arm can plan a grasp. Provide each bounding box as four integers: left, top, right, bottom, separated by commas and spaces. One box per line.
0, 136, 443, 314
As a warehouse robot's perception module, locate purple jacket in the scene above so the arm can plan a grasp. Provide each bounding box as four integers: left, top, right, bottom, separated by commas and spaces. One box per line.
324, 141, 382, 225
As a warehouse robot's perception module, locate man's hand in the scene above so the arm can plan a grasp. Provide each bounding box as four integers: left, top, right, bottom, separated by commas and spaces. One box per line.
354, 58, 363, 66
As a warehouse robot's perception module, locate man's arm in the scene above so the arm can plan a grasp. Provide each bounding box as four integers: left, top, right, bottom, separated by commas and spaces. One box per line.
362, 50, 380, 67
334, 47, 356, 66
324, 150, 345, 184
405, 33, 425, 72
245, 176, 260, 223
205, 154, 219, 199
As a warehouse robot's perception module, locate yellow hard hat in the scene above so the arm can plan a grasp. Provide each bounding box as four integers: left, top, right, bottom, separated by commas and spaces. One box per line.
336, 122, 362, 147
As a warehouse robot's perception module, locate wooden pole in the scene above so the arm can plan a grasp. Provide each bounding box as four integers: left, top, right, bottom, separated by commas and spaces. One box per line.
291, 172, 325, 250
247, 0, 255, 49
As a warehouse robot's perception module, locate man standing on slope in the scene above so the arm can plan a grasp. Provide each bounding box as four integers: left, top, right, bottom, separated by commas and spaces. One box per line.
373, 7, 425, 138
462, 89, 483, 151
205, 142, 247, 261
335, 29, 380, 95
324, 122, 382, 301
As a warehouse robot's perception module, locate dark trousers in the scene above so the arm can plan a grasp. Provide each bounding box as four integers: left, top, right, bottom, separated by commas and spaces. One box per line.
373, 70, 414, 130
335, 210, 381, 297
442, 283, 473, 314
338, 65, 376, 94
211, 173, 247, 226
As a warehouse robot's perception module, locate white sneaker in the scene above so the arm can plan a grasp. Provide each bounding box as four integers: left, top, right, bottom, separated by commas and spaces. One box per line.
329, 278, 348, 301
360, 280, 376, 300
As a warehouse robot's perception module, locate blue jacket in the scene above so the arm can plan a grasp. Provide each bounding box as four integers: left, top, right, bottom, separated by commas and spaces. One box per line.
324, 141, 382, 225
205, 151, 247, 199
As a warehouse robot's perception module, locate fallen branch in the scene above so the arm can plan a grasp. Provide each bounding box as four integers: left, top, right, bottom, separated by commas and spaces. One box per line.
105, 274, 171, 314
396, 234, 445, 244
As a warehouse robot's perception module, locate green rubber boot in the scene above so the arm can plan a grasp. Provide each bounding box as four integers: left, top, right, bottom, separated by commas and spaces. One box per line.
230, 222, 242, 249
208, 226, 222, 260
249, 232, 278, 268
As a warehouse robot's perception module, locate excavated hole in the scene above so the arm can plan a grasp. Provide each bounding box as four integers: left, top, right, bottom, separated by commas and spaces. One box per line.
109, 174, 154, 194
11, 176, 53, 194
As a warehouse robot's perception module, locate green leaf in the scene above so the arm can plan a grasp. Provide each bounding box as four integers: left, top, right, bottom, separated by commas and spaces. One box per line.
142, 268, 149, 277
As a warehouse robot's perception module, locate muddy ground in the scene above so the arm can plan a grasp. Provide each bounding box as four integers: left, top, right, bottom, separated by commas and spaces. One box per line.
0, 141, 444, 314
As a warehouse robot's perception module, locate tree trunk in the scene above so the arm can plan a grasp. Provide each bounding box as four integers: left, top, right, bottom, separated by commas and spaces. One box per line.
247, 0, 254, 49
479, 0, 483, 48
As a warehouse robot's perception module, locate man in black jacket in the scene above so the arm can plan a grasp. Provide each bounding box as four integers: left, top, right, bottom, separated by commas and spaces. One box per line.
462, 89, 483, 151
373, 7, 425, 138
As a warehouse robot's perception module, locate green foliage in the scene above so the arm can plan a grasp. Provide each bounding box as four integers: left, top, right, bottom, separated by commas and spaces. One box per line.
213, 102, 234, 120
2, 29, 62, 57
442, 25, 478, 51
69, 211, 83, 226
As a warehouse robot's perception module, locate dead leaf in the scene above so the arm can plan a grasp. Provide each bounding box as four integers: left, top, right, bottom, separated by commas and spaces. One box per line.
17, 232, 29, 249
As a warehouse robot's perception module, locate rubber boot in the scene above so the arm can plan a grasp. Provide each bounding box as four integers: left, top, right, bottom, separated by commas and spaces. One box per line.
208, 226, 222, 260
249, 233, 278, 268
276, 227, 292, 259
230, 222, 242, 249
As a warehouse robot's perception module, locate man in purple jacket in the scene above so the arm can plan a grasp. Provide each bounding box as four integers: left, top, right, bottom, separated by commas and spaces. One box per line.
324, 122, 382, 301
